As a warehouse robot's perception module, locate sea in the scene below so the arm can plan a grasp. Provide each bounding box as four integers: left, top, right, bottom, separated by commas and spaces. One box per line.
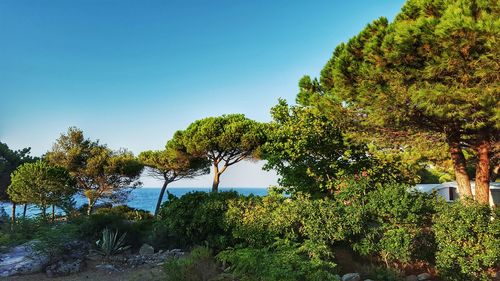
0, 187, 268, 217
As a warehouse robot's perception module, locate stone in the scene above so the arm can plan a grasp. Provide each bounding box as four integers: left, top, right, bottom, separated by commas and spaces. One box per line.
417, 273, 432, 281
46, 259, 86, 278
0, 241, 50, 277
139, 243, 155, 255
342, 273, 361, 281
405, 275, 418, 281
364, 279, 375, 281
96, 264, 120, 272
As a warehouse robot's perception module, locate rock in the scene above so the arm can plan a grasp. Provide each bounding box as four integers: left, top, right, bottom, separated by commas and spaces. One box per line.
417, 273, 432, 281
342, 273, 361, 281
46, 259, 86, 278
364, 279, 375, 281
405, 275, 418, 281
96, 264, 120, 272
0, 241, 50, 277
139, 243, 155, 255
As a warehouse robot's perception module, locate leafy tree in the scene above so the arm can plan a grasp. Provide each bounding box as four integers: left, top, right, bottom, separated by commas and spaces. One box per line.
0, 142, 37, 200
175, 114, 266, 192
263, 99, 416, 195
139, 137, 210, 216
7, 160, 75, 219
45, 127, 143, 215
315, 0, 499, 203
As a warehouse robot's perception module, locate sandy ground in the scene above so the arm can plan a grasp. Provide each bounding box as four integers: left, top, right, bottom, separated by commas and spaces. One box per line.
1, 260, 166, 281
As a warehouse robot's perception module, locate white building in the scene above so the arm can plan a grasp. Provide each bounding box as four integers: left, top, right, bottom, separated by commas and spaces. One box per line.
414, 182, 500, 207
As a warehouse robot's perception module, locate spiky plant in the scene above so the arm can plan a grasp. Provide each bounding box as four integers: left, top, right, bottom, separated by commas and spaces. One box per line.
94, 228, 130, 259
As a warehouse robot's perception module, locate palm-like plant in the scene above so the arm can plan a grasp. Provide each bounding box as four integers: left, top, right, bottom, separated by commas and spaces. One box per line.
94, 228, 130, 259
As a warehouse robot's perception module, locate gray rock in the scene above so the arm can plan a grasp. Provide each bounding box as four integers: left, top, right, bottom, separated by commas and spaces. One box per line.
95, 264, 120, 272
46, 259, 86, 278
417, 273, 432, 281
364, 279, 375, 281
139, 243, 155, 255
0, 241, 50, 277
405, 275, 418, 281
342, 273, 361, 281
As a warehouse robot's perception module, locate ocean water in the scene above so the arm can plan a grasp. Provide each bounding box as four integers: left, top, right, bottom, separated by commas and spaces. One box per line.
0, 187, 268, 217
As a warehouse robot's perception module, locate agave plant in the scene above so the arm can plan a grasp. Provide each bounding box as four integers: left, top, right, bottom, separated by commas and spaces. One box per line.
94, 228, 130, 259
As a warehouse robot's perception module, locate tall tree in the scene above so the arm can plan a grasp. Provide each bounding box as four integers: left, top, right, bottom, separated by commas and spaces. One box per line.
0, 142, 37, 200
45, 127, 143, 215
139, 137, 210, 216
8, 160, 75, 220
263, 99, 416, 196
176, 114, 266, 192
316, 0, 499, 203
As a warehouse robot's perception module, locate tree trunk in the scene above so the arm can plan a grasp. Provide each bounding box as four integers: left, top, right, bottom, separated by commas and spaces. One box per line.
51, 205, 55, 222
475, 139, 491, 205
22, 204, 27, 218
448, 138, 473, 198
212, 164, 220, 193
11, 203, 16, 225
87, 197, 95, 216
154, 180, 169, 217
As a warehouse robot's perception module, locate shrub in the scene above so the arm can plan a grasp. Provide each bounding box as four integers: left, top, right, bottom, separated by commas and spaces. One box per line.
164, 246, 220, 281
433, 200, 500, 281
74, 211, 152, 250
351, 183, 436, 266
93, 228, 131, 259
94, 205, 152, 221
217, 239, 338, 281
33, 222, 80, 260
225, 192, 301, 247
158, 191, 240, 249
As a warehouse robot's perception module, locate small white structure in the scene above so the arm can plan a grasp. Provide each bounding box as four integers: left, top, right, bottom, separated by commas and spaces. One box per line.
414, 182, 500, 207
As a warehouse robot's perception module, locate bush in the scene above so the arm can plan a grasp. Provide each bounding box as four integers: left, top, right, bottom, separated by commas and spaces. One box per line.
33, 222, 80, 261
433, 200, 500, 281
217, 239, 338, 281
164, 246, 220, 281
158, 191, 240, 249
94, 205, 152, 221
74, 211, 153, 250
356, 183, 437, 265
0, 218, 44, 247
225, 192, 301, 247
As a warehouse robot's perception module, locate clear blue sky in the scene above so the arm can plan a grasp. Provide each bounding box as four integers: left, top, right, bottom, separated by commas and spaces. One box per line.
0, 0, 405, 187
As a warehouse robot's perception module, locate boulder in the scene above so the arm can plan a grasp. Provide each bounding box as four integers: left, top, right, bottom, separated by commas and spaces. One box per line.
0, 241, 50, 277
139, 243, 155, 255
417, 273, 432, 281
342, 273, 361, 281
405, 275, 418, 281
46, 259, 86, 278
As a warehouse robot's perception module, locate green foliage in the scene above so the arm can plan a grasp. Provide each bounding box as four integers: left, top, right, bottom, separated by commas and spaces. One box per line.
263, 100, 376, 195
356, 182, 437, 265
8, 160, 76, 218
0, 218, 42, 246
0, 142, 37, 200
175, 114, 266, 191
94, 205, 153, 221
217, 239, 338, 281
94, 228, 130, 259
433, 200, 500, 281
164, 246, 220, 281
74, 211, 152, 249
224, 192, 301, 247
158, 191, 240, 249
45, 127, 144, 215
138, 142, 210, 216
33, 223, 80, 260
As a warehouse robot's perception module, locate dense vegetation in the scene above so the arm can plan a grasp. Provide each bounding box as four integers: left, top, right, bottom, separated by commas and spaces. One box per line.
1, 0, 499, 280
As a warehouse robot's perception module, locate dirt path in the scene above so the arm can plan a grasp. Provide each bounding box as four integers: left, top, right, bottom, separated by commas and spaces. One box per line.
1, 260, 166, 281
